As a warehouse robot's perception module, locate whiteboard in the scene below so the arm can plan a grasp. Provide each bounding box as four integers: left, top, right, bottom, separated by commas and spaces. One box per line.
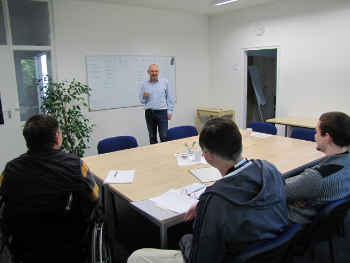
86, 55, 176, 111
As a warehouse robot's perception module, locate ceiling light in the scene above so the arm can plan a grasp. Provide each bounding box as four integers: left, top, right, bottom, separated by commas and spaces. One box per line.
211, 0, 239, 6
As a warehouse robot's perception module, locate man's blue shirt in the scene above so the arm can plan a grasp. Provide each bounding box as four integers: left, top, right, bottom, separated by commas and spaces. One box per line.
139, 78, 174, 114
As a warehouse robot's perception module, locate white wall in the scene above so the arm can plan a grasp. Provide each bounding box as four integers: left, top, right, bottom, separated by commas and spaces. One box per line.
208, 0, 350, 132
52, 0, 209, 156
3, 0, 350, 166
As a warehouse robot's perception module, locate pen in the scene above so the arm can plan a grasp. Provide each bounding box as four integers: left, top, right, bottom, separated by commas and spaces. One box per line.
114, 172, 118, 178
194, 185, 206, 193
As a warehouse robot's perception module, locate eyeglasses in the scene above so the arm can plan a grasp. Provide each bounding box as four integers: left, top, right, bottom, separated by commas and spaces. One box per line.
181, 188, 198, 200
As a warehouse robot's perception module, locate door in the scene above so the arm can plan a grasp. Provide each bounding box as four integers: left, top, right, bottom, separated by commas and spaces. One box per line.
0, 0, 54, 170
243, 48, 278, 127
0, 46, 27, 170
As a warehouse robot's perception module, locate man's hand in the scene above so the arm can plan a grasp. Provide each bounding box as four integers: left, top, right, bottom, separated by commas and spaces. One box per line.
142, 92, 149, 98
184, 203, 197, 221
167, 114, 172, 120
293, 200, 306, 208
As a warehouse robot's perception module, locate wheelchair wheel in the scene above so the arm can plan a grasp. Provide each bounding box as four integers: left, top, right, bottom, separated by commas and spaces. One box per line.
91, 222, 98, 263
97, 222, 112, 263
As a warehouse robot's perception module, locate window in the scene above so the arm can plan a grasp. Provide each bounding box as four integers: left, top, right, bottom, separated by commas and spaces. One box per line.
14, 50, 52, 121
0, 0, 54, 123
8, 0, 50, 46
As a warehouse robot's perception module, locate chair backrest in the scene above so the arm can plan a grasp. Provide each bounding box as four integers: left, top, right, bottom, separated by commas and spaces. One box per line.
290, 129, 316, 142
301, 195, 350, 247
248, 122, 277, 135
167, 125, 198, 141
1, 196, 86, 262
231, 224, 304, 263
97, 135, 138, 154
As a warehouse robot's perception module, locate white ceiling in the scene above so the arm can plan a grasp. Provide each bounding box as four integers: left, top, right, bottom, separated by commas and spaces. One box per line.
77, 0, 279, 16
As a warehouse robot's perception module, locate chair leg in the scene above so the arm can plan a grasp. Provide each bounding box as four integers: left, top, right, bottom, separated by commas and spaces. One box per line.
111, 196, 118, 228
329, 240, 335, 263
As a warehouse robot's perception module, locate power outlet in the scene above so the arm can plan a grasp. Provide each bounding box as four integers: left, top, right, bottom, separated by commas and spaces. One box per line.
232, 64, 239, 70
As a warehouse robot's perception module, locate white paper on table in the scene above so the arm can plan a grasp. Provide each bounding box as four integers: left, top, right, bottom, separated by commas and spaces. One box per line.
103, 170, 135, 184
251, 133, 272, 138
189, 167, 222, 183
149, 189, 199, 214
174, 154, 207, 166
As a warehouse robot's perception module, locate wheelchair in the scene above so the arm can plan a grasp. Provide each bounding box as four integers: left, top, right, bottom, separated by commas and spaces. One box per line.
0, 193, 112, 263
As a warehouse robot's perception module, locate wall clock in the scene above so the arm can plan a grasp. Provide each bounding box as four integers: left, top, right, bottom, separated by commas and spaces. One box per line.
255, 23, 265, 36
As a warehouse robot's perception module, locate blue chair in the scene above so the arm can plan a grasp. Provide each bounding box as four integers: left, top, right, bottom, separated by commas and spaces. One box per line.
97, 136, 138, 154
248, 122, 277, 135
231, 224, 303, 263
167, 125, 198, 141
293, 195, 350, 263
290, 129, 316, 142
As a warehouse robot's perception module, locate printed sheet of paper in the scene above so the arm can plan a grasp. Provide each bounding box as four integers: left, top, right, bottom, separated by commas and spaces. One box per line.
149, 189, 198, 214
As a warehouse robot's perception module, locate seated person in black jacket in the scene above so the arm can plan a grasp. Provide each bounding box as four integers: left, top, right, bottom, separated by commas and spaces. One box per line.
128, 118, 289, 263
0, 113, 99, 214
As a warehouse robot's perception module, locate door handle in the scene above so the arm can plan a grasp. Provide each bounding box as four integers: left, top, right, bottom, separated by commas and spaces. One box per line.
4, 108, 11, 119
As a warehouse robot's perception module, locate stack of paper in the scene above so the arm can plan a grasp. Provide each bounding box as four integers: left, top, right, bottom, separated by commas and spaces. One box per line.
148, 182, 207, 214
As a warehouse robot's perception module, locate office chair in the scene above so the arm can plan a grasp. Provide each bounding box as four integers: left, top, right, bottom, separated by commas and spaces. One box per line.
167, 125, 198, 141
293, 195, 350, 263
290, 129, 316, 142
0, 193, 112, 263
97, 135, 138, 154
231, 224, 303, 263
248, 122, 277, 135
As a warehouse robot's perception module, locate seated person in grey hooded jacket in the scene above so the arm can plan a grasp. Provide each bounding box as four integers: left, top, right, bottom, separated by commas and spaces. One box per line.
128, 118, 289, 263
286, 111, 350, 227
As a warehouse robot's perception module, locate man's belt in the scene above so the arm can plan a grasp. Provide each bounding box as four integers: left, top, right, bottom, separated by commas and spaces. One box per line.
146, 109, 167, 113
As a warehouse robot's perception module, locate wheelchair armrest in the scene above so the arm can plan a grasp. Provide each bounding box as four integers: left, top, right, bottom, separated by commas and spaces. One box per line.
64, 193, 73, 214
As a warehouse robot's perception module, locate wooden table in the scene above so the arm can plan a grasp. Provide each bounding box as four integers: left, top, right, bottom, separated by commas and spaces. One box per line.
197, 107, 235, 133
83, 131, 324, 249
267, 116, 318, 137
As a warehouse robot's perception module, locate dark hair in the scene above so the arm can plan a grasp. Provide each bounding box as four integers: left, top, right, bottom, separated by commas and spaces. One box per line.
319, 111, 350, 147
199, 117, 242, 162
23, 114, 60, 150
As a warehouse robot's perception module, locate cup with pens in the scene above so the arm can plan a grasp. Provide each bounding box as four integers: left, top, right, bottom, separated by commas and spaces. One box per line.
184, 142, 196, 156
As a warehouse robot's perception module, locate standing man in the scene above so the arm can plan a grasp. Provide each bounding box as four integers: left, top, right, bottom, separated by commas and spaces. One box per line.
286, 111, 350, 227
139, 64, 174, 144
128, 118, 289, 263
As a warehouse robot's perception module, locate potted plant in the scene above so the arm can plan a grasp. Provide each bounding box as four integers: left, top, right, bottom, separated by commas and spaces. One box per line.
39, 79, 95, 157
